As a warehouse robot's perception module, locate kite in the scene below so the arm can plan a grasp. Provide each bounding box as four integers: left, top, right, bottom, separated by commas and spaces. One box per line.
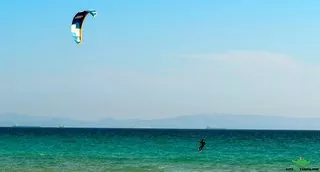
71, 10, 97, 44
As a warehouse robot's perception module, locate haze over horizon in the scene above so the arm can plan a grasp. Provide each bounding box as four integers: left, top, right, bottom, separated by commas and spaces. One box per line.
2, 0, 320, 121
2, 113, 320, 130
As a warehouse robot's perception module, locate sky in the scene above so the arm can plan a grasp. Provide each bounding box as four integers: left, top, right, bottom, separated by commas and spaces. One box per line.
1, 0, 320, 121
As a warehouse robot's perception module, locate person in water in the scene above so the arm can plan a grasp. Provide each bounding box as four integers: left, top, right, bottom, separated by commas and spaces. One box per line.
198, 138, 206, 151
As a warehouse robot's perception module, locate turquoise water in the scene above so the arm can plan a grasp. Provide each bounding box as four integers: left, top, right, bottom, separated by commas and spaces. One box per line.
0, 128, 320, 171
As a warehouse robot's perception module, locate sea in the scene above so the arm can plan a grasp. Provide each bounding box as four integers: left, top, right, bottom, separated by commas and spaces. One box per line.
0, 128, 319, 172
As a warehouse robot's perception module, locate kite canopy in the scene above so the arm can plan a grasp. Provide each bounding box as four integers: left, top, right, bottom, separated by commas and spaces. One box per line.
71, 10, 97, 44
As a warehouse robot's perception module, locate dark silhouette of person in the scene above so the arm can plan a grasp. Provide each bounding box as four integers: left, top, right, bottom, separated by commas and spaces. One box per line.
198, 138, 206, 152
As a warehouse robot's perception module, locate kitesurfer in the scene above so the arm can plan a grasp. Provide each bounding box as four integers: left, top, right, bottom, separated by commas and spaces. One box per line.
198, 138, 206, 152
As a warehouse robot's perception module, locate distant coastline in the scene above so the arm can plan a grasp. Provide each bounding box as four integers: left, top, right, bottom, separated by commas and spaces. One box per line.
12, 125, 41, 128
0, 127, 319, 132
205, 126, 227, 130
1, 113, 320, 130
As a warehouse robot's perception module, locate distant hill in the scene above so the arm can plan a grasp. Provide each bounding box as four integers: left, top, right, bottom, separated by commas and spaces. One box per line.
0, 113, 86, 127
0, 113, 320, 130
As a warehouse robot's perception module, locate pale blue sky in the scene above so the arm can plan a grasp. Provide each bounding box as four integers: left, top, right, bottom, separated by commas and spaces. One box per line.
1, 0, 320, 120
